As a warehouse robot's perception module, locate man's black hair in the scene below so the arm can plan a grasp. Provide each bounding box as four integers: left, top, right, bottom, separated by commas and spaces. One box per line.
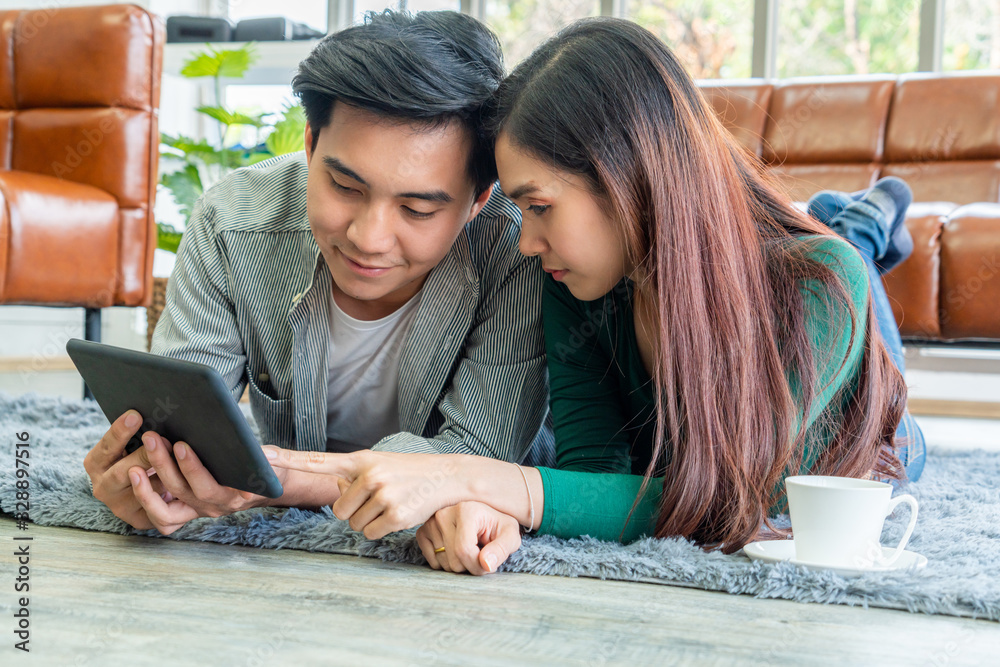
292, 10, 504, 197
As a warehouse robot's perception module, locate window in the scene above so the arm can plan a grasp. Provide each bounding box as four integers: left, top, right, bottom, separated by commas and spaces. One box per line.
627, 0, 753, 79
777, 0, 920, 77
150, 0, 203, 18
354, 0, 402, 24
407, 0, 462, 10
944, 0, 1000, 70
485, 0, 600, 67
356, 0, 465, 25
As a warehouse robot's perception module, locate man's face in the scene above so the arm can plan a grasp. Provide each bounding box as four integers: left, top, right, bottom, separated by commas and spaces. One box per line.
304, 103, 491, 318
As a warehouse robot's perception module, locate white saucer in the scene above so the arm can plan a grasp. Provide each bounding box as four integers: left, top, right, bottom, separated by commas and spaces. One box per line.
742, 539, 927, 576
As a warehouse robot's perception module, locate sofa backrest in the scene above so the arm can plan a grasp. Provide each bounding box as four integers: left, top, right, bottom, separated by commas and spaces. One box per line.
882, 73, 1000, 204
700, 73, 1000, 344
698, 72, 1000, 205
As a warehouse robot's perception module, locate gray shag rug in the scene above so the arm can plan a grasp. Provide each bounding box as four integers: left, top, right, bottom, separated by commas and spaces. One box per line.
1, 391, 998, 622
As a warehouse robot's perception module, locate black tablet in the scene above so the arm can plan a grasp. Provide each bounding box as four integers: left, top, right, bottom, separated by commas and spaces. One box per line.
66, 338, 283, 499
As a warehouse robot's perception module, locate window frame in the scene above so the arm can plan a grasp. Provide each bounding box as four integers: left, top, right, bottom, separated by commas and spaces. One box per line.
182, 0, 950, 83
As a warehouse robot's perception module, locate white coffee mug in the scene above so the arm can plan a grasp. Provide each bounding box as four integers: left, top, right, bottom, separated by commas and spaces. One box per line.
785, 475, 919, 569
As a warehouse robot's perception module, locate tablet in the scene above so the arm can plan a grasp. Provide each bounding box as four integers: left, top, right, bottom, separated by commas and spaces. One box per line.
66, 338, 283, 499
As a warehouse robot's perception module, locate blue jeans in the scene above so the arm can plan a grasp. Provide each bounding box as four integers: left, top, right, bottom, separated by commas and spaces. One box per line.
809, 201, 927, 484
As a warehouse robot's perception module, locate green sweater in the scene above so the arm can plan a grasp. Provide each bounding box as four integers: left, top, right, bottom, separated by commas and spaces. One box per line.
535, 235, 870, 543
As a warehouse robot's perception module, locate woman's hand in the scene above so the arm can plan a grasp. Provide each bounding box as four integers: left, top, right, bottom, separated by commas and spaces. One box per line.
264, 447, 466, 539
415, 501, 522, 575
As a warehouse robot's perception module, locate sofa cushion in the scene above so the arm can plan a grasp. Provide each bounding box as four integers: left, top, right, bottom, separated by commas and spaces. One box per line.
763, 76, 896, 165
768, 163, 879, 203
881, 203, 957, 340
698, 80, 773, 158
885, 73, 1000, 163
14, 5, 159, 111
881, 160, 1000, 205
0, 170, 119, 306
939, 203, 1000, 340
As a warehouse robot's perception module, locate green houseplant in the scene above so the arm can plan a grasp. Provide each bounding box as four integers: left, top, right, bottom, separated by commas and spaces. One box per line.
156, 43, 306, 252
148, 43, 306, 348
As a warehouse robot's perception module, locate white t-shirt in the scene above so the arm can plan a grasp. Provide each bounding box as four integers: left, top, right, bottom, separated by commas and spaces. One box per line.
325, 288, 423, 453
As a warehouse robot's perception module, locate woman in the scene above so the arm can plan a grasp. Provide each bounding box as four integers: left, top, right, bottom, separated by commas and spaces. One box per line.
409, 17, 926, 573
270, 17, 925, 575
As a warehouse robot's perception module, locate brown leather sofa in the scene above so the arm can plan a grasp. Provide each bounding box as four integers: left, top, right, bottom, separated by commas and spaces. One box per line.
700, 73, 1000, 347
0, 4, 164, 349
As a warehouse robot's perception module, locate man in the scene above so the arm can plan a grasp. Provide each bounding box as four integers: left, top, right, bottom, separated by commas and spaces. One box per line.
83, 11, 552, 534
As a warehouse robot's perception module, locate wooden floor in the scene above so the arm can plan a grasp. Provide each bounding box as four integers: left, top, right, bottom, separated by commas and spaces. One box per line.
1, 517, 996, 666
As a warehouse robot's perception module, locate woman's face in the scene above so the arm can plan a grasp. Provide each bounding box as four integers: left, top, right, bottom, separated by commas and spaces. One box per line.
495, 133, 632, 302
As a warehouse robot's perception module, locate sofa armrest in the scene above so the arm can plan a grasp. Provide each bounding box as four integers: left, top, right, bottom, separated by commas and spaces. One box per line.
0, 169, 120, 306
882, 202, 957, 339
939, 203, 1000, 341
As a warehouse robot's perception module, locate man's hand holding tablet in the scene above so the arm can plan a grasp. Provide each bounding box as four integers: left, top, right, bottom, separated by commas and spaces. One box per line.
84, 408, 292, 534
70, 339, 342, 534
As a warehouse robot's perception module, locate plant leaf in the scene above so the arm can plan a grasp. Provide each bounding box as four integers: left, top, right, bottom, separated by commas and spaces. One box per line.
179, 43, 258, 79
278, 103, 306, 126
214, 147, 257, 171
160, 164, 203, 220
265, 123, 303, 156
160, 133, 219, 160
156, 222, 184, 254
265, 104, 306, 156
161, 132, 210, 150
248, 152, 274, 165
196, 106, 267, 128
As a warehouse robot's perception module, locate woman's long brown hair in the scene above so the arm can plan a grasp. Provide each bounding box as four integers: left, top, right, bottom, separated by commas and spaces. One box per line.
489, 18, 908, 553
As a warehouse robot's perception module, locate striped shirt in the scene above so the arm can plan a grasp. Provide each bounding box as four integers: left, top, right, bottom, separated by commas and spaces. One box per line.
150, 152, 555, 465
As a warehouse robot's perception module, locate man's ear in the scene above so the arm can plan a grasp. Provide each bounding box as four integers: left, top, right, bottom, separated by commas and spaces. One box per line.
465, 184, 493, 223
304, 124, 314, 163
